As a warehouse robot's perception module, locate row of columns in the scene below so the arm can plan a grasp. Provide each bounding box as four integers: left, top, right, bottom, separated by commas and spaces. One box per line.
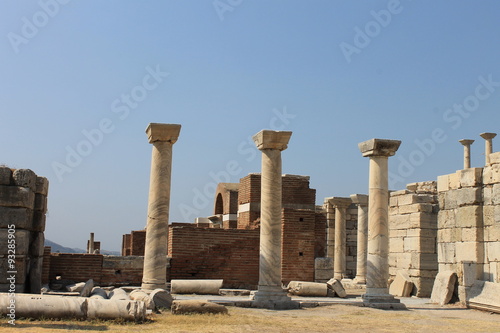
459, 132, 496, 168
139, 122, 407, 309
325, 195, 368, 284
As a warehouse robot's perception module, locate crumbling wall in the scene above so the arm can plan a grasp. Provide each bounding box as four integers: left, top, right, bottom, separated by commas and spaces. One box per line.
121, 230, 147, 256
436, 152, 500, 301
43, 252, 144, 286
389, 181, 438, 297
168, 225, 260, 289
0, 167, 48, 293
281, 208, 316, 284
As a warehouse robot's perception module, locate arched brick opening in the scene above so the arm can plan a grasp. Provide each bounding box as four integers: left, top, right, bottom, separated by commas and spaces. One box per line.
215, 193, 224, 215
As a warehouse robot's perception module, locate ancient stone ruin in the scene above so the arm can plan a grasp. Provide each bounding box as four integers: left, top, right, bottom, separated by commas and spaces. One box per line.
2, 123, 500, 320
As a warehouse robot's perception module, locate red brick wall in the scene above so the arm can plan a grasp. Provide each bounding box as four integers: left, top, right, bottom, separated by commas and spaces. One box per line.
45, 252, 144, 286
168, 225, 260, 289
238, 174, 261, 205
281, 209, 316, 284
282, 176, 316, 206
48, 253, 103, 283
238, 174, 316, 229
100, 256, 144, 286
41, 246, 51, 284
130, 230, 146, 256
122, 234, 131, 256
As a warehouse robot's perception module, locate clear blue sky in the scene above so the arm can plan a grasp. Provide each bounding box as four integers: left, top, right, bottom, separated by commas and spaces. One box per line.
1, 1, 500, 251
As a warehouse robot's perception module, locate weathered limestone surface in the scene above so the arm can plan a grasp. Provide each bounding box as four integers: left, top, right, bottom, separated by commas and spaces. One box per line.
80, 279, 94, 297
480, 132, 496, 165
149, 288, 174, 309
142, 123, 181, 290
326, 278, 346, 298
0, 167, 48, 294
459, 139, 475, 169
430, 271, 457, 305
467, 280, 500, 314
287, 281, 328, 297
359, 138, 405, 309
389, 271, 413, 297
251, 130, 299, 310
90, 287, 108, 299
314, 257, 333, 282
170, 279, 223, 295
130, 289, 155, 310
351, 194, 368, 284
328, 197, 351, 280
0, 293, 146, 321
389, 182, 438, 297
109, 287, 130, 301
171, 300, 228, 315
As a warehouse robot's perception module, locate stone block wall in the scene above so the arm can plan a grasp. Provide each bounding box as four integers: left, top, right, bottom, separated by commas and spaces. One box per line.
435, 152, 500, 301
437, 168, 485, 283
0, 167, 48, 293
389, 181, 438, 297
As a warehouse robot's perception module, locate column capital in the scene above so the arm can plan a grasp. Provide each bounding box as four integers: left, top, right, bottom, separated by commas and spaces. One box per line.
459, 139, 475, 146
253, 130, 292, 151
358, 139, 401, 157
350, 194, 368, 206
326, 197, 351, 208
480, 132, 497, 140
146, 123, 181, 144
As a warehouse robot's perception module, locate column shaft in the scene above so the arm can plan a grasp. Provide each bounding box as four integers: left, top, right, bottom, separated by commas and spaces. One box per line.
258, 149, 283, 287
366, 156, 389, 294
465, 146, 470, 169
142, 141, 173, 290
355, 203, 368, 284
326, 202, 335, 258
333, 206, 347, 280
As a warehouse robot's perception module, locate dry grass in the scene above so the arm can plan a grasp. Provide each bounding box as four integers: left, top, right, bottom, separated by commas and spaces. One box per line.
2, 304, 500, 333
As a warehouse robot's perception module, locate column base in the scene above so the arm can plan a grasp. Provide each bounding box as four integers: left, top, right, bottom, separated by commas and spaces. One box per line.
141, 282, 167, 291
353, 276, 367, 285
252, 286, 300, 310
362, 293, 407, 310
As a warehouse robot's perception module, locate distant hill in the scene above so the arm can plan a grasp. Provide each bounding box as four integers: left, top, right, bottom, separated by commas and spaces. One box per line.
45, 239, 121, 256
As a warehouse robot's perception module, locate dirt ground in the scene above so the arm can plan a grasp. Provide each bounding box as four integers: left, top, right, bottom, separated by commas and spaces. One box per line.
2, 302, 500, 333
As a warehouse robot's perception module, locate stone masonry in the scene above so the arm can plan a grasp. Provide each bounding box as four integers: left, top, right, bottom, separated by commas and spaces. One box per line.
389, 181, 439, 297
0, 167, 49, 293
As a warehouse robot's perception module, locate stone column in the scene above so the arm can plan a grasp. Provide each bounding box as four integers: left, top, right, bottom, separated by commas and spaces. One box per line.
141, 123, 181, 290
88, 233, 94, 254
480, 132, 496, 165
328, 197, 351, 280
358, 138, 405, 309
459, 139, 474, 169
252, 130, 298, 309
350, 194, 368, 285
324, 199, 335, 259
